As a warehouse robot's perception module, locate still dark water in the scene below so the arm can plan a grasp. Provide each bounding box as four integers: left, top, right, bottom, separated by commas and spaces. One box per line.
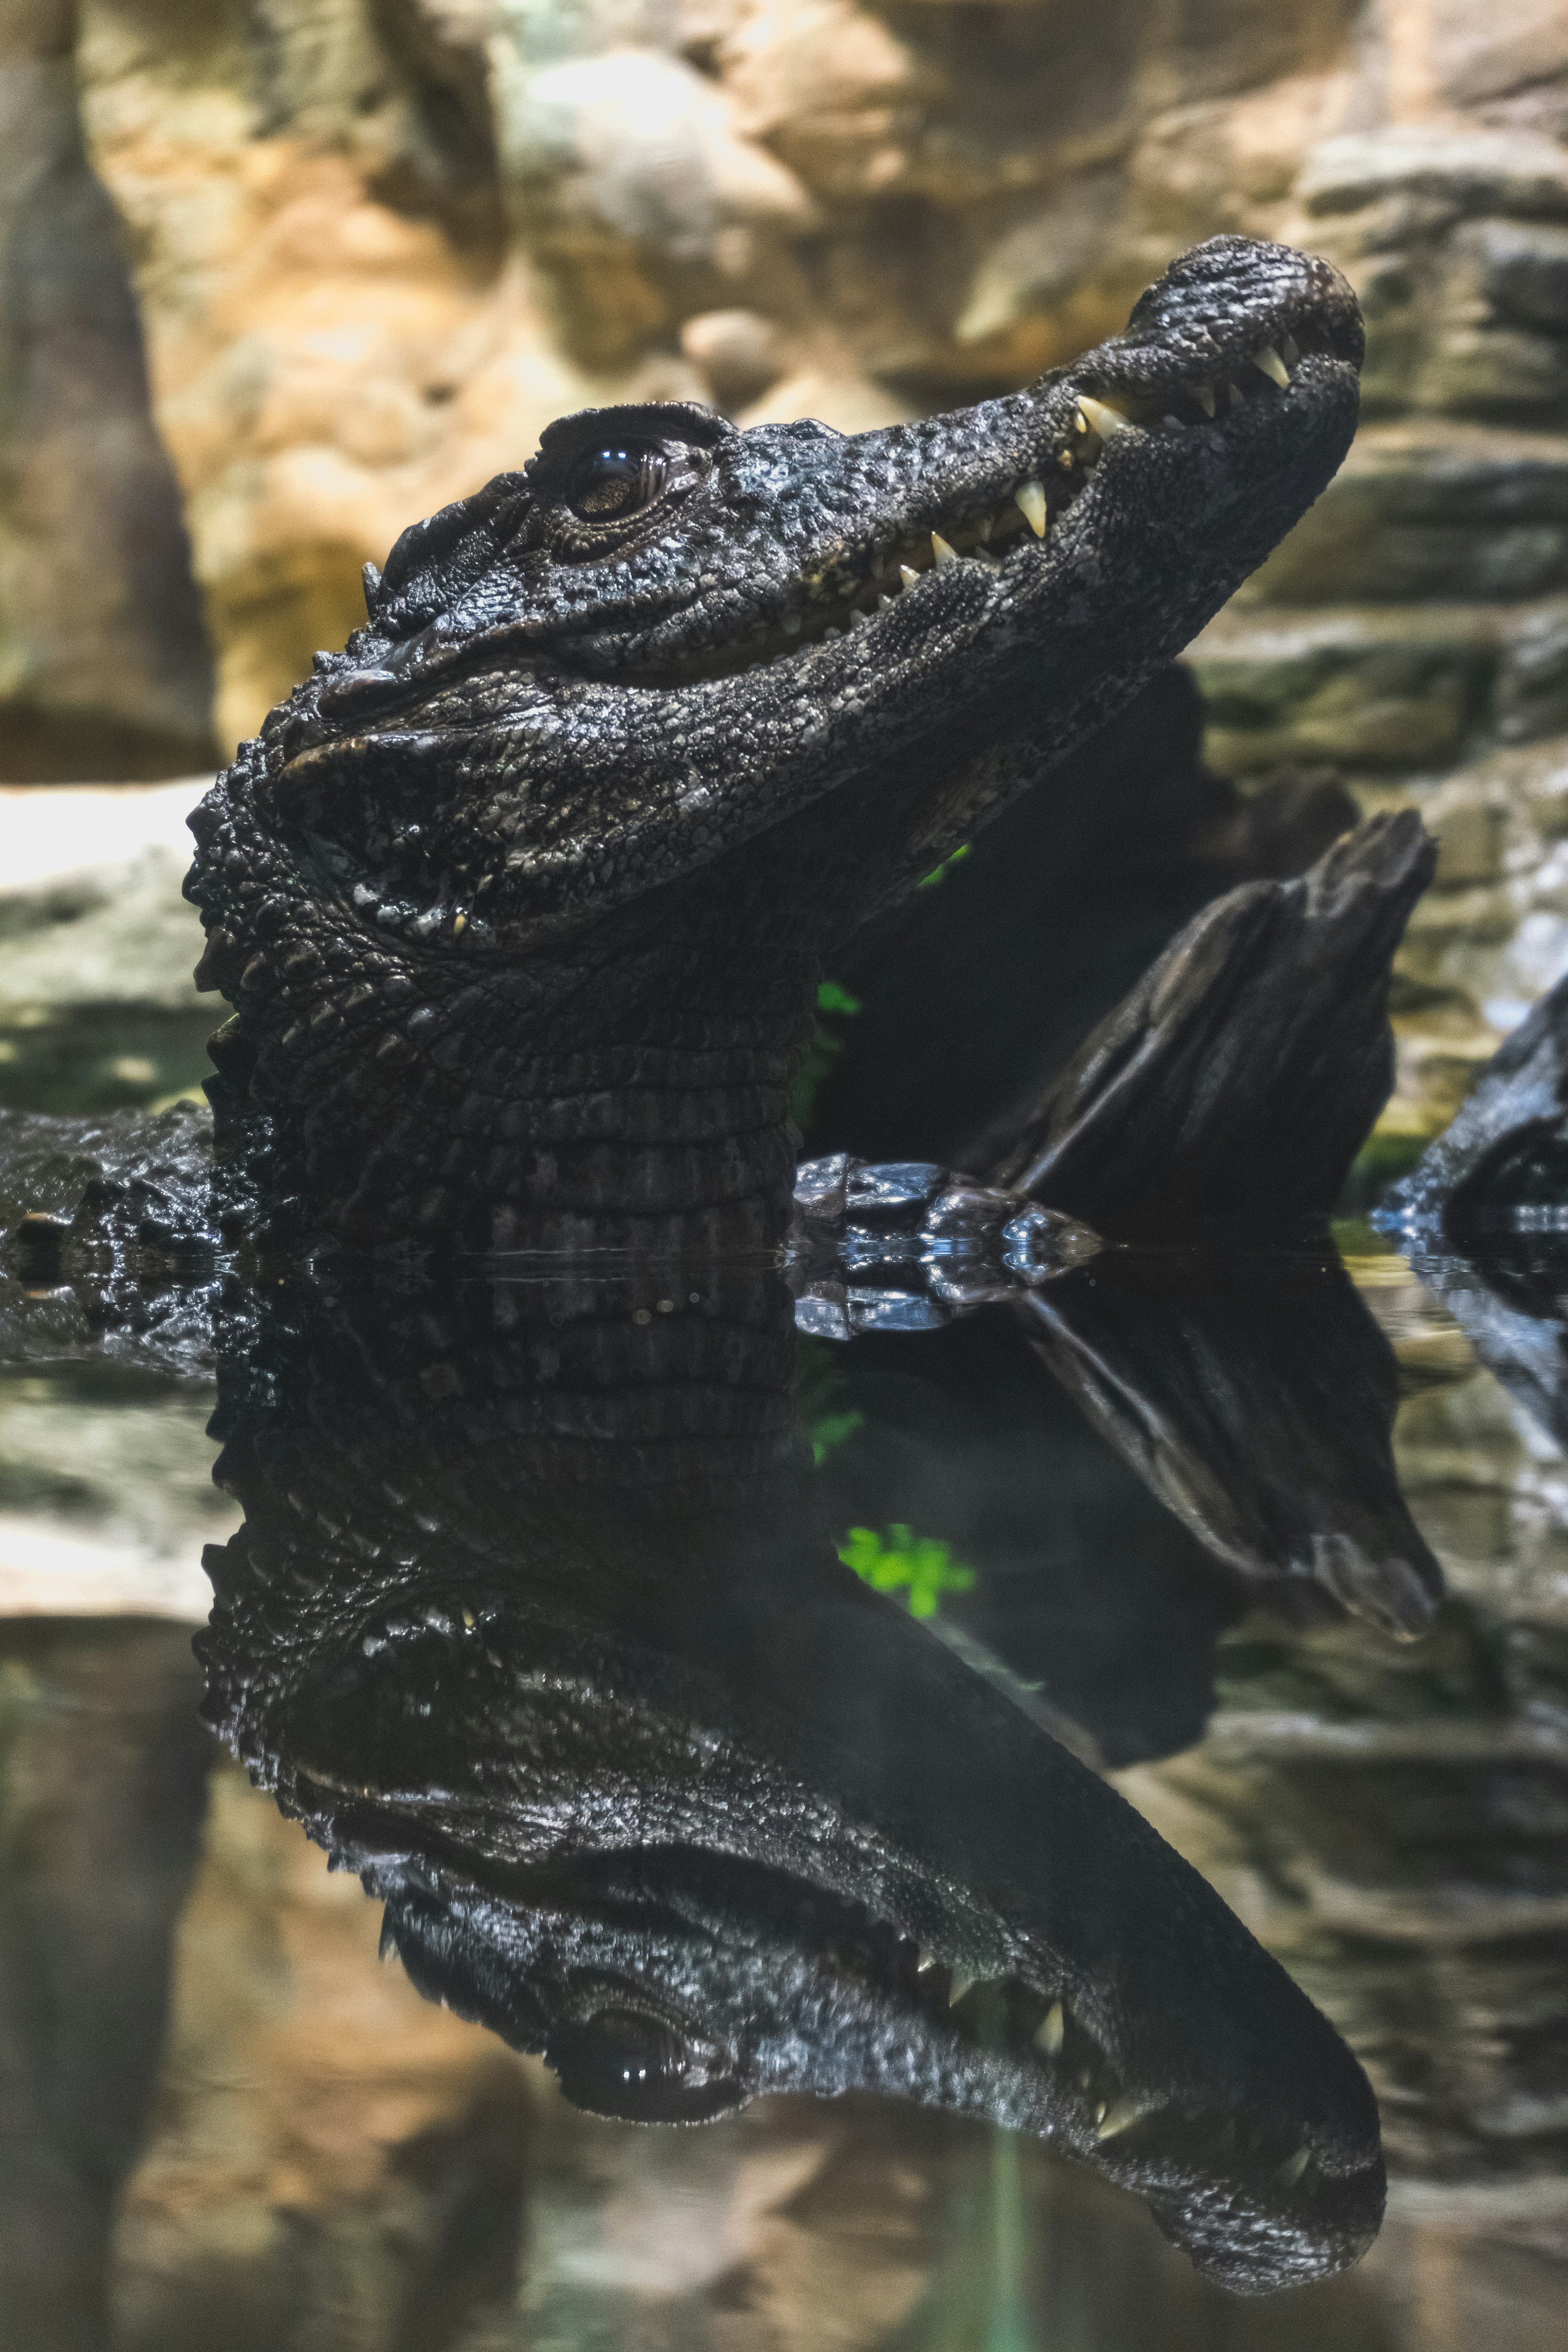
2, 1204, 1566, 2351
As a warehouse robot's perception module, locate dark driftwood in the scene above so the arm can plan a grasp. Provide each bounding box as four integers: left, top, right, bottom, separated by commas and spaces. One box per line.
1019, 1248, 1442, 1639
989, 813, 1436, 1234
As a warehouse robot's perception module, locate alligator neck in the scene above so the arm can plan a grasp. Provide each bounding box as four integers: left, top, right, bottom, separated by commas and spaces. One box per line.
207, 978, 808, 1256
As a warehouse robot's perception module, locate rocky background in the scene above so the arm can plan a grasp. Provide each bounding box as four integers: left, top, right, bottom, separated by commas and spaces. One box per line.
2, 0, 1568, 1142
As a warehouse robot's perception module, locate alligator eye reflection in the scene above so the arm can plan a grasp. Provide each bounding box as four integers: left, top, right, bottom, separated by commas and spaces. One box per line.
564, 443, 669, 521
545, 2005, 747, 2123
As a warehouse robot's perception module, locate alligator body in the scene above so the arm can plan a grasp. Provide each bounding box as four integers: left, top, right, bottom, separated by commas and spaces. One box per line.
0, 234, 1452, 2292
168, 234, 1363, 1259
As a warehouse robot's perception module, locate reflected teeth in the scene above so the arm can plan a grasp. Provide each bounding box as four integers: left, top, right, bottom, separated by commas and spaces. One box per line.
1252, 343, 1290, 389
1096, 2091, 1169, 2141
1014, 479, 1048, 537
1034, 2001, 1065, 2057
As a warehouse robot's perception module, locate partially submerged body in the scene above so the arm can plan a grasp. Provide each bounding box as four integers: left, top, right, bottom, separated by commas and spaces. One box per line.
3, 234, 1503, 2291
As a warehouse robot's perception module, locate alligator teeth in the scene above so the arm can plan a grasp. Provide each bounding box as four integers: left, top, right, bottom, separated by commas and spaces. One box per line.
1034, 2001, 1065, 2057
452, 911, 467, 935
931, 532, 960, 566
848, 606, 871, 629
916, 1947, 941, 1977
948, 1975, 974, 2007
1014, 479, 1048, 537
1076, 396, 1140, 441
1252, 344, 1290, 389
1185, 382, 1216, 418
1282, 331, 1300, 367
898, 564, 921, 589
822, 625, 842, 641
1096, 2091, 1168, 2141
877, 593, 895, 612
974, 547, 1001, 571
1276, 2145, 1313, 2188
1162, 414, 1185, 431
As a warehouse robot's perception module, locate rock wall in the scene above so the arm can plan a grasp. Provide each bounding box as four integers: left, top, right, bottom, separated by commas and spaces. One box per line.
0, 0, 1561, 1134
0, 0, 215, 779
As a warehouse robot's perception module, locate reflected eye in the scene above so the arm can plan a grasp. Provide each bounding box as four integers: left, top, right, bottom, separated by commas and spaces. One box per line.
546, 2005, 746, 2123
564, 443, 668, 522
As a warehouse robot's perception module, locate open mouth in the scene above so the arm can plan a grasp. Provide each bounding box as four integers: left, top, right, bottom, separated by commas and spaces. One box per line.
635, 327, 1327, 690
341, 1760, 1341, 2218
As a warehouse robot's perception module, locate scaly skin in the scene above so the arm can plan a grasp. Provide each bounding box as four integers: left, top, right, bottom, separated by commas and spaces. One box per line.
183, 236, 1362, 1255
196, 1267, 1386, 2296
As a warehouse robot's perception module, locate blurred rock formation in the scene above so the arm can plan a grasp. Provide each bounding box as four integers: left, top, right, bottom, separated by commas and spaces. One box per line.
0, 0, 215, 780
0, 0, 1560, 1140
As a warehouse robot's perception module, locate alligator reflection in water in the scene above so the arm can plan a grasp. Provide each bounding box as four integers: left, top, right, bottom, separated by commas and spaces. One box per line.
185, 1247, 1393, 2299
0, 813, 1478, 2306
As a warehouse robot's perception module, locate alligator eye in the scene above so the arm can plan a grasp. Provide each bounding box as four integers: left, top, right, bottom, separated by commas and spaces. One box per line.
545, 2005, 746, 2123
564, 443, 668, 522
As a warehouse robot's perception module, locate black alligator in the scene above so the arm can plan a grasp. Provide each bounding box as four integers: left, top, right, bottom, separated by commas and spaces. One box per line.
0, 232, 1494, 2294
110, 233, 1364, 1263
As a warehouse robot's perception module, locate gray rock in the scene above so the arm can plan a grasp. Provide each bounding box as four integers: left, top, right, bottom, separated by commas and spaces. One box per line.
0, 782, 212, 1113
1299, 126, 1568, 224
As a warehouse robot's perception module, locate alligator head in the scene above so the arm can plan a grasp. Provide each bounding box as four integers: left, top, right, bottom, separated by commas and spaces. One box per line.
184, 236, 1362, 1252
196, 1268, 1385, 2294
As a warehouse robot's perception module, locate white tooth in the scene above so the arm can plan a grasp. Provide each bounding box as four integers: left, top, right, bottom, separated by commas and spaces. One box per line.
848, 606, 871, 628
1034, 2001, 1065, 2057
1013, 479, 1048, 537
877, 594, 895, 612
1185, 383, 1216, 418
948, 1975, 974, 2007
1096, 2091, 1168, 2141
898, 564, 921, 589
1252, 345, 1290, 389
1225, 378, 1246, 406
1281, 332, 1300, 367
975, 548, 1000, 571
822, 624, 841, 640
931, 532, 960, 566
1162, 414, 1185, 431
1076, 396, 1140, 441
1276, 2145, 1313, 2188
916, 1947, 940, 1976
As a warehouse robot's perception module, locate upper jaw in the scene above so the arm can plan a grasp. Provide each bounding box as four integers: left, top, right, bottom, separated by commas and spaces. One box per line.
288, 236, 1359, 731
